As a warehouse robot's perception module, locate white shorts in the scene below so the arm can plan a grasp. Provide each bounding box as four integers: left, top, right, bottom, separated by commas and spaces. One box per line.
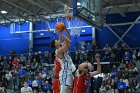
60, 85, 71, 93
59, 70, 74, 87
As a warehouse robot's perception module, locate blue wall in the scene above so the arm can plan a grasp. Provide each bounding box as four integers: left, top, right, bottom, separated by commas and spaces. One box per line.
0, 23, 29, 55
96, 12, 140, 49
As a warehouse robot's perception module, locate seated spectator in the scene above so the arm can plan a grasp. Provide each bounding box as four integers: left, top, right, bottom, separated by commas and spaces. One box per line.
87, 42, 92, 50
103, 43, 111, 59
5, 71, 12, 86
123, 77, 129, 89
33, 52, 40, 63
20, 54, 27, 66
117, 78, 126, 93
106, 85, 114, 93
42, 81, 52, 93
12, 57, 19, 66
42, 67, 49, 76
32, 78, 39, 92
110, 73, 116, 80
99, 85, 106, 93
0, 55, 2, 62
31, 58, 38, 75
44, 51, 50, 64
135, 81, 140, 92
45, 74, 52, 85
111, 65, 118, 73
21, 81, 33, 93
27, 78, 33, 87
137, 50, 140, 62
123, 52, 132, 62
132, 50, 137, 61
3, 56, 8, 64
0, 86, 7, 93
127, 88, 132, 93
18, 67, 27, 83
73, 51, 80, 65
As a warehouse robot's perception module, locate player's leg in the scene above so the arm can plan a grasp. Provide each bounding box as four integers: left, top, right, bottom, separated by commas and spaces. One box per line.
52, 79, 60, 93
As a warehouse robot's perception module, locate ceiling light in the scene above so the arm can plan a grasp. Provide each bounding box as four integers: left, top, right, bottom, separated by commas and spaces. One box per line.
1, 11, 7, 14
77, 2, 81, 6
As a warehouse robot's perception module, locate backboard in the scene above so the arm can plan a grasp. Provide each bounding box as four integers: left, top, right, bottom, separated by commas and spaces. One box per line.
73, 0, 103, 29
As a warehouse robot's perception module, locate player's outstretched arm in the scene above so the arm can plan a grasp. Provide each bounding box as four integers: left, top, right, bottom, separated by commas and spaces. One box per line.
89, 54, 101, 77
57, 31, 71, 56
65, 26, 71, 40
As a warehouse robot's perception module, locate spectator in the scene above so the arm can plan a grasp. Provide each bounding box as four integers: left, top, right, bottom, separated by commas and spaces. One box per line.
0, 55, 2, 62
42, 67, 49, 76
106, 85, 114, 93
0, 62, 4, 79
137, 50, 140, 62
18, 67, 27, 83
33, 52, 40, 63
123, 52, 132, 62
117, 78, 126, 93
42, 81, 52, 93
132, 50, 137, 61
45, 74, 52, 85
103, 43, 111, 60
10, 50, 16, 61
27, 77, 33, 88
5, 71, 12, 86
12, 57, 19, 67
32, 77, 39, 92
29, 48, 33, 59
111, 65, 118, 73
123, 77, 129, 89
73, 51, 80, 65
3, 56, 8, 64
135, 81, 140, 92
99, 85, 106, 93
21, 81, 33, 93
0, 86, 7, 93
31, 58, 38, 75
20, 54, 27, 66
44, 51, 50, 64
87, 42, 92, 50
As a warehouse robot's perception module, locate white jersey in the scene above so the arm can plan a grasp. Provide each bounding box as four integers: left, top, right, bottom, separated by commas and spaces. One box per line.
56, 50, 75, 72
56, 50, 76, 86
20, 87, 32, 93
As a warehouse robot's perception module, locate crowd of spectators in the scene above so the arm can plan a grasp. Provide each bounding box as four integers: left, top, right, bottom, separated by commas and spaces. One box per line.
0, 49, 53, 93
0, 42, 139, 93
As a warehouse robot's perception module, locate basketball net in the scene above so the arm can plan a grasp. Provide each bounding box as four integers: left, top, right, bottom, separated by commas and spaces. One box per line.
65, 6, 82, 37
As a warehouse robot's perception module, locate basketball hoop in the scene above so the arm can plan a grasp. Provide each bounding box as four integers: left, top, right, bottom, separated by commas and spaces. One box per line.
66, 17, 83, 37
64, 5, 83, 37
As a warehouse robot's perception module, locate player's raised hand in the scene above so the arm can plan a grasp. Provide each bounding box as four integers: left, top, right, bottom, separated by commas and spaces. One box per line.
95, 54, 100, 62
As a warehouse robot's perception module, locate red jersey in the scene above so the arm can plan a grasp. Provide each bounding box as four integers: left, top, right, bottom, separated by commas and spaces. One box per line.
53, 58, 61, 78
12, 58, 18, 65
53, 58, 61, 93
73, 73, 91, 93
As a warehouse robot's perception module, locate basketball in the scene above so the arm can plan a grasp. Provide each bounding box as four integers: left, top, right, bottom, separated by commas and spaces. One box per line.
55, 22, 65, 32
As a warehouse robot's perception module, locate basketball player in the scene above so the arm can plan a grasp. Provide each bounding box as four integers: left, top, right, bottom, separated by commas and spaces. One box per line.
72, 54, 101, 93
21, 81, 33, 93
51, 50, 61, 93
50, 23, 76, 93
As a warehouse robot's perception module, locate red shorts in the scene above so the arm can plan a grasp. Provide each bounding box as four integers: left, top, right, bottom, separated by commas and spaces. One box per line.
52, 79, 60, 93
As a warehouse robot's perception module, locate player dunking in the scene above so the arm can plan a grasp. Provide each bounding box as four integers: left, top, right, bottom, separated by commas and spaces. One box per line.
50, 22, 76, 93
51, 50, 61, 93
72, 54, 101, 93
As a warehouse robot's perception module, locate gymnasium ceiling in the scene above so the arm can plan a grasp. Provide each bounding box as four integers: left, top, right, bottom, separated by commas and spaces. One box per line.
0, 0, 140, 25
